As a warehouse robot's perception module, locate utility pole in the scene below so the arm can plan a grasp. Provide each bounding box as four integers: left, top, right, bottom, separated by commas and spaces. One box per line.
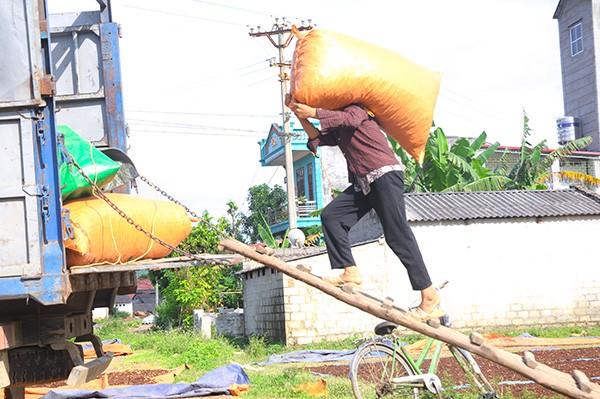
249, 19, 313, 230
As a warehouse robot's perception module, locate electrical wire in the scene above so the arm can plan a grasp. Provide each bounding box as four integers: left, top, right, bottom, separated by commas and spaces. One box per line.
129, 129, 265, 138
120, 4, 247, 26
126, 109, 278, 118
127, 118, 268, 131
162, 63, 271, 94
183, 75, 277, 107
440, 88, 506, 122
190, 0, 271, 17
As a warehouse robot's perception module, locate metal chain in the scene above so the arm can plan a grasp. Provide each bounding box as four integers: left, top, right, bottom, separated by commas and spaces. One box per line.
138, 175, 227, 238
62, 149, 226, 266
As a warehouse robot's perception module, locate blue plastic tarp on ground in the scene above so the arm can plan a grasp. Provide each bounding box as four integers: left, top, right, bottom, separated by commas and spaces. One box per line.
40, 364, 250, 399
258, 339, 398, 365
259, 349, 357, 365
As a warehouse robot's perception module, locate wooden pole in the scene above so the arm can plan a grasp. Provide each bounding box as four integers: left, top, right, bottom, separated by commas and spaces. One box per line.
219, 238, 600, 399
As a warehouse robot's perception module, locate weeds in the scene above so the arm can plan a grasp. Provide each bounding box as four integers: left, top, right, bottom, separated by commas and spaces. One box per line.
94, 317, 597, 398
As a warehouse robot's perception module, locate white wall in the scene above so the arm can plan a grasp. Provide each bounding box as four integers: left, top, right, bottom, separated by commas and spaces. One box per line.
243, 214, 600, 343
412, 216, 600, 329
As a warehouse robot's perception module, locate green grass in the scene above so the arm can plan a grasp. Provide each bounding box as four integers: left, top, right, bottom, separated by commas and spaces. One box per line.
94, 317, 599, 398
476, 324, 600, 339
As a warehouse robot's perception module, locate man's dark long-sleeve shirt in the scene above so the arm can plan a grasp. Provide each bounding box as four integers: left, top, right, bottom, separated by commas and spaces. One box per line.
307, 104, 403, 194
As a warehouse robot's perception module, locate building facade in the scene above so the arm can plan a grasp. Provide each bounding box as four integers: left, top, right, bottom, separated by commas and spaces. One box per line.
554, 0, 600, 151
258, 121, 348, 235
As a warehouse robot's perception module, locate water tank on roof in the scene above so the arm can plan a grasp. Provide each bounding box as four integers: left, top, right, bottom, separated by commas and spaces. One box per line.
556, 116, 580, 144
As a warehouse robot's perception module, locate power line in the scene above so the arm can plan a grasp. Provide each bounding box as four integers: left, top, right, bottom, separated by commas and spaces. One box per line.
184, 75, 277, 107
241, 76, 276, 89
162, 62, 271, 94
126, 109, 278, 118
160, 60, 267, 91
127, 118, 268, 134
190, 0, 270, 17
120, 4, 247, 26
129, 128, 264, 138
189, 0, 314, 25
440, 86, 508, 122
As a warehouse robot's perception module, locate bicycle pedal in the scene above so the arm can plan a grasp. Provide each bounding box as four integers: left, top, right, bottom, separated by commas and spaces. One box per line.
422, 373, 443, 394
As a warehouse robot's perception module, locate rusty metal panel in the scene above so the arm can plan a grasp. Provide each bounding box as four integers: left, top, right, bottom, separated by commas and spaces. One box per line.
0, 1, 44, 108
49, 11, 126, 150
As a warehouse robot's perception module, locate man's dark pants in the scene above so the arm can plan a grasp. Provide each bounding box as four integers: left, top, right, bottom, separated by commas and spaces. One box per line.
320, 171, 432, 291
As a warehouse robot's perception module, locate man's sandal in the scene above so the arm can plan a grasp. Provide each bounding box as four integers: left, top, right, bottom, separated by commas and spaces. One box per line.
405, 304, 446, 322
322, 275, 362, 287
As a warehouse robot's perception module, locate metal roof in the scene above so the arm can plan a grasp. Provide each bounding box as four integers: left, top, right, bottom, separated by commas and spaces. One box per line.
405, 188, 600, 222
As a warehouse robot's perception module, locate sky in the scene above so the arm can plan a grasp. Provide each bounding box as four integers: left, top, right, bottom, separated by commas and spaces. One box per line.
48, 0, 564, 219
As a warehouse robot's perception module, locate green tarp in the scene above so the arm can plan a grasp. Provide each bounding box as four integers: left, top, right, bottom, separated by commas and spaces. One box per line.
58, 125, 120, 201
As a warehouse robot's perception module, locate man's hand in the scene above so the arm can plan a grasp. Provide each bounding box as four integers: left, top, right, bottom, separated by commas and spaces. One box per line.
285, 95, 317, 119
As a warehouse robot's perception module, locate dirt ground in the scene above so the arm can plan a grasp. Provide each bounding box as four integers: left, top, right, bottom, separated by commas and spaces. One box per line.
308, 345, 600, 398
31, 345, 600, 398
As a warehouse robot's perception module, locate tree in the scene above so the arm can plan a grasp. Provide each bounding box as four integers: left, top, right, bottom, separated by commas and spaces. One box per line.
223, 200, 244, 241
152, 210, 242, 330
242, 183, 287, 242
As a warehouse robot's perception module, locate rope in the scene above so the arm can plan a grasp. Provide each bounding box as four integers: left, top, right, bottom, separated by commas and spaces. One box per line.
62, 149, 233, 267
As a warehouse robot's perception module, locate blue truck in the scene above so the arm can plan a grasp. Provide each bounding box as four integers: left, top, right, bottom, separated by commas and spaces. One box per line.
0, 1, 138, 395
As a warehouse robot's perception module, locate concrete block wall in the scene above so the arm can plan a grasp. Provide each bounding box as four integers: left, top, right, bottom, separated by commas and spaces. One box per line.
215, 308, 245, 339
242, 213, 600, 343
242, 265, 286, 341
283, 254, 383, 345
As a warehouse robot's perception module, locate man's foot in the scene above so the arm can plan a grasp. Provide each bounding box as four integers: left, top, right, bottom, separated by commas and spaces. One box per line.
406, 289, 446, 322
323, 267, 362, 287
405, 303, 446, 322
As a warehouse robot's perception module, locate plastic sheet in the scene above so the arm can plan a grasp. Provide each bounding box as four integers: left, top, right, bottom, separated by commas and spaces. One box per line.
58, 125, 120, 201
290, 28, 441, 164
39, 364, 250, 399
64, 193, 192, 267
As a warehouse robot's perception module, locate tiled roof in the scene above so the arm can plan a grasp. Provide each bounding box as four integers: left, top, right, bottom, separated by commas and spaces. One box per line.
405, 188, 600, 222
137, 278, 154, 291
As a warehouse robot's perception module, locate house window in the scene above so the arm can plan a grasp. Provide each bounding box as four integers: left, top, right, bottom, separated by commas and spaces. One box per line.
306, 163, 314, 201
570, 22, 583, 56
295, 166, 305, 198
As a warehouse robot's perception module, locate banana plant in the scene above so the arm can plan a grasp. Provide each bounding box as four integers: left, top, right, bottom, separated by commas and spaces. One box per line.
391, 111, 596, 192
390, 127, 508, 192
257, 213, 289, 248
500, 110, 593, 190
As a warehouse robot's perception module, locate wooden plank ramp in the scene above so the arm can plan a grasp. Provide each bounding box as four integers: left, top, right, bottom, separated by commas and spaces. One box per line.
219, 238, 600, 399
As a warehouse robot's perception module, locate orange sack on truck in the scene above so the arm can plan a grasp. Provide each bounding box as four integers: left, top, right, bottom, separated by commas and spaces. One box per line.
289, 27, 441, 164
64, 193, 192, 267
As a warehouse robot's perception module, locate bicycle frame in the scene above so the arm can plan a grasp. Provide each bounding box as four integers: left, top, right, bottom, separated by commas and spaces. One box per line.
350, 283, 497, 399
399, 337, 444, 375
389, 335, 493, 394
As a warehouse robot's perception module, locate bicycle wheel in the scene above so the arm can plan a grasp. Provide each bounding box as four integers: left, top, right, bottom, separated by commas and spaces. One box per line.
350, 340, 421, 399
449, 346, 498, 398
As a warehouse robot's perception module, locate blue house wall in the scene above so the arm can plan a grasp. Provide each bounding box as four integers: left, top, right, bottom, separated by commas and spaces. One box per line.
258, 121, 324, 235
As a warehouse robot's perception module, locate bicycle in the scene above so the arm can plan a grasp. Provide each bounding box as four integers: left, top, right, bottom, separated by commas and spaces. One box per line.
349, 284, 498, 398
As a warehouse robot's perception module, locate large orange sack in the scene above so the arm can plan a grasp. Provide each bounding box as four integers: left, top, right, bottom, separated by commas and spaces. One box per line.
290, 28, 441, 164
64, 193, 192, 267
